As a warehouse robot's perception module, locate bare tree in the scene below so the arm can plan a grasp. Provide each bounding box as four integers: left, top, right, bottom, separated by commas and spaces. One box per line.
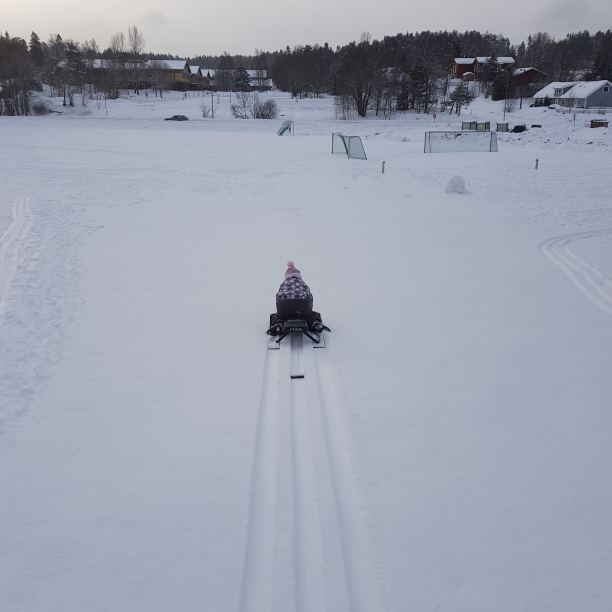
231, 90, 252, 118
253, 48, 267, 92
504, 96, 517, 113
335, 37, 382, 117
81, 39, 99, 99
200, 98, 214, 118
334, 93, 356, 119
216, 51, 234, 91
148, 60, 168, 98
128, 26, 145, 94
448, 81, 468, 115
109, 31, 127, 97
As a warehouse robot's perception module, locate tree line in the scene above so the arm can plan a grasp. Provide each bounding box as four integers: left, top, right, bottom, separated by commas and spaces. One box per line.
0, 26, 170, 115
1, 26, 611, 116
271, 29, 612, 117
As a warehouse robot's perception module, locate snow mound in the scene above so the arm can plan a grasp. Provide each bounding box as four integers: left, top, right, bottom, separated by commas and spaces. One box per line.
446, 175, 466, 193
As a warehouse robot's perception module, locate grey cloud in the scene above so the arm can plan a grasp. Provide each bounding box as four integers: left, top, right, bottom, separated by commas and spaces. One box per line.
141, 9, 173, 27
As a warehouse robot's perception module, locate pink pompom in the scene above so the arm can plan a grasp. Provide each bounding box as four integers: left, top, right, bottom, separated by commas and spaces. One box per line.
287, 260, 295, 268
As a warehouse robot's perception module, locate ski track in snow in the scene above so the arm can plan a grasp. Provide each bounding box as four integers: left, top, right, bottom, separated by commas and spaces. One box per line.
241, 346, 281, 612
540, 230, 612, 317
0, 198, 32, 318
313, 344, 383, 612
289, 334, 326, 612
241, 333, 383, 612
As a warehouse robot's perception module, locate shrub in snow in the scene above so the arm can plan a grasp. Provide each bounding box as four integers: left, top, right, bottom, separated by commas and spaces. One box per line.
32, 100, 51, 115
231, 92, 279, 120
446, 175, 466, 193
254, 98, 278, 119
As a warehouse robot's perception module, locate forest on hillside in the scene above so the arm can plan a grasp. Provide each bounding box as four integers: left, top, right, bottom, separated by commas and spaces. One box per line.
1, 26, 611, 116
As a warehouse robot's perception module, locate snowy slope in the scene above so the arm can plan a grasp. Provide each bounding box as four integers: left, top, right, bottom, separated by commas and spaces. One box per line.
0, 94, 611, 612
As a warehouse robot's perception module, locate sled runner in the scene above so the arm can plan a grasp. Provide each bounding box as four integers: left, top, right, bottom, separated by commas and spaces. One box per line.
267, 311, 330, 345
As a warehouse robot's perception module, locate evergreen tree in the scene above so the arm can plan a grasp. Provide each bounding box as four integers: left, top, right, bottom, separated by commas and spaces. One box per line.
65, 41, 86, 104
491, 71, 509, 100
0, 33, 35, 115
396, 82, 409, 111
29, 32, 44, 67
233, 64, 251, 91
478, 51, 498, 94
516, 42, 526, 68
584, 52, 602, 80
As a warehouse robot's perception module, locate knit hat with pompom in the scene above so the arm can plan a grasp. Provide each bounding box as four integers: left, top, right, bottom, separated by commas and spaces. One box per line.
285, 261, 302, 280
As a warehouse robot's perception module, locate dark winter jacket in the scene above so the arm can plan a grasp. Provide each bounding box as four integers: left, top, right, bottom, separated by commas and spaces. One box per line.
277, 277, 312, 302
276, 277, 313, 317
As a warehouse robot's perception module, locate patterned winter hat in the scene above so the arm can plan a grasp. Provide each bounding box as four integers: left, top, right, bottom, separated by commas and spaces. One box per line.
285, 261, 302, 279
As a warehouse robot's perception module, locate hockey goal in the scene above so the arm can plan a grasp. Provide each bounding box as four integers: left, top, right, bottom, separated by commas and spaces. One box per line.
331, 133, 367, 159
424, 131, 498, 153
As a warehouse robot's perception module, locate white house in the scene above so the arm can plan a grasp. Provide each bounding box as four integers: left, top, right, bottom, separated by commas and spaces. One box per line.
534, 80, 612, 108
197, 69, 272, 91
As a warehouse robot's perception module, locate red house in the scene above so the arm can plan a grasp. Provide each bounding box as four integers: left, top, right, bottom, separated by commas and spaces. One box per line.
452, 58, 478, 79
512, 67, 547, 87
452, 57, 516, 80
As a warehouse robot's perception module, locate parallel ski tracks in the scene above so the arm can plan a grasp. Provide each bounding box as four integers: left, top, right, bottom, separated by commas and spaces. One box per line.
241, 346, 281, 612
313, 345, 382, 612
290, 334, 326, 612
540, 229, 612, 317
241, 333, 383, 612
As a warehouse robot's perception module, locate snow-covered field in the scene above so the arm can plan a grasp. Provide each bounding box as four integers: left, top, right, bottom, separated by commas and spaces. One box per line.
1, 92, 611, 612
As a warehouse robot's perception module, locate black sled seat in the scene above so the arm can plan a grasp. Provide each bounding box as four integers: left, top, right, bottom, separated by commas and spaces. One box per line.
267, 309, 330, 344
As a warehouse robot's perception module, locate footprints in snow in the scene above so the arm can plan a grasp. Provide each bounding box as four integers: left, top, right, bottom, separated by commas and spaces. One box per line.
0, 198, 92, 436
0, 198, 32, 318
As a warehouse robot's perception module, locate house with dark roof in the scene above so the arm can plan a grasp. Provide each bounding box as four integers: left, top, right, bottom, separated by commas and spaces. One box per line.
513, 67, 547, 87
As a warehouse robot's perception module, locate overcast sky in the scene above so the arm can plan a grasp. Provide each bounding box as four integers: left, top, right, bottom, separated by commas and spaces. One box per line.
2, 0, 611, 56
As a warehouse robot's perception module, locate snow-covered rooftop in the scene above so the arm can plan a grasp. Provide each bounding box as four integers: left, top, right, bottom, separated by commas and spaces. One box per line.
514, 67, 545, 75
189, 66, 200, 75
559, 80, 612, 99
476, 56, 515, 64
163, 60, 189, 71
455, 57, 515, 65
194, 69, 268, 79
533, 82, 577, 98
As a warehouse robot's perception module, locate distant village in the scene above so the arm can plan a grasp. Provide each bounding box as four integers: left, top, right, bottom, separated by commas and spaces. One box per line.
1, 28, 611, 116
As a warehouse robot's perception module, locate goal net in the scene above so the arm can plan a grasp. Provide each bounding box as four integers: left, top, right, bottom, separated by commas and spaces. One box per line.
277, 120, 293, 136
461, 121, 491, 131
424, 131, 498, 153
332, 133, 367, 159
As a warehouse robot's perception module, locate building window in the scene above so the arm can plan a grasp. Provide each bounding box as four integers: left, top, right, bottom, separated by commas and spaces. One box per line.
604, 86, 610, 93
